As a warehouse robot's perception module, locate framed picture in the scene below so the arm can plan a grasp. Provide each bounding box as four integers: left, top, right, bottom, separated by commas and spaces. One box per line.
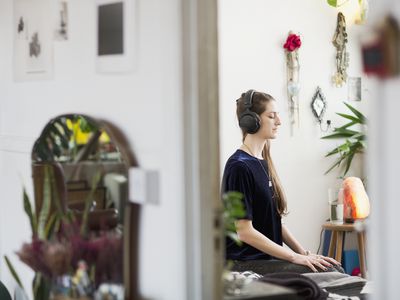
14, 0, 53, 81
53, 0, 69, 41
348, 77, 362, 102
95, 0, 137, 73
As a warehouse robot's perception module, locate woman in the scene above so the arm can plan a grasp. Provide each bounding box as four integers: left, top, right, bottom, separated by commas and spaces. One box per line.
222, 90, 341, 274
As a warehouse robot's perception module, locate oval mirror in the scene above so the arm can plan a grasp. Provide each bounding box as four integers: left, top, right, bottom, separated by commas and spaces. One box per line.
30, 114, 139, 299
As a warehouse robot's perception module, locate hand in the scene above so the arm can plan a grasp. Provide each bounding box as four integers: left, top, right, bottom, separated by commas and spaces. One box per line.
307, 253, 341, 266
291, 253, 335, 273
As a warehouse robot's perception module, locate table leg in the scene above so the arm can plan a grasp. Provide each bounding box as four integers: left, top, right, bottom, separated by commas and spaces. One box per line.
335, 232, 344, 263
328, 231, 337, 258
357, 232, 367, 278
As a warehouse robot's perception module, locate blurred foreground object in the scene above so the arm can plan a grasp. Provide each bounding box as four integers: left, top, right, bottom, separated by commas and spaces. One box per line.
362, 15, 400, 78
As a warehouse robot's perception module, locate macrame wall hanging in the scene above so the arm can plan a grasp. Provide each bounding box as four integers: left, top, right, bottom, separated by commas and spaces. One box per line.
332, 12, 349, 87
283, 31, 302, 136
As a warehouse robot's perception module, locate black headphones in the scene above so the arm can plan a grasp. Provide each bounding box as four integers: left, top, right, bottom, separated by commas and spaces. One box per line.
238, 89, 261, 134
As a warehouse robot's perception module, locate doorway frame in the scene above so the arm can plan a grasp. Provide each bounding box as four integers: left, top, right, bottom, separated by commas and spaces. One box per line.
182, 0, 222, 299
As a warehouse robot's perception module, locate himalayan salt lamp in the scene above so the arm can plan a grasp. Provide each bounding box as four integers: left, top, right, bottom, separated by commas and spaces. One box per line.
342, 177, 370, 223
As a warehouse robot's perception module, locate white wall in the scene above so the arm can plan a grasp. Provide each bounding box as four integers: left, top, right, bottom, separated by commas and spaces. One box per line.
0, 0, 186, 299
218, 0, 371, 252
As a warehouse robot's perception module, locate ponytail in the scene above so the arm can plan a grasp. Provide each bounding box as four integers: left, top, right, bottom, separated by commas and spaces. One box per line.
263, 141, 288, 216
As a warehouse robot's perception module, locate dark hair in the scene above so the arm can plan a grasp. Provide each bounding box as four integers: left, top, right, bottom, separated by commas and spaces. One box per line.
236, 91, 288, 216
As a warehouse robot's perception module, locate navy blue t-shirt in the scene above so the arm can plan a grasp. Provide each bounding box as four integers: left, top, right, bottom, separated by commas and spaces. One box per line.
222, 149, 282, 260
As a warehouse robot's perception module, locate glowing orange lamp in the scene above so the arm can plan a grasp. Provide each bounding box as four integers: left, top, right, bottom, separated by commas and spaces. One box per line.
342, 177, 370, 223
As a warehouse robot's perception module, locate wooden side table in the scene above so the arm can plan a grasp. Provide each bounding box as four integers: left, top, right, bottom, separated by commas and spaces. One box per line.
322, 221, 367, 278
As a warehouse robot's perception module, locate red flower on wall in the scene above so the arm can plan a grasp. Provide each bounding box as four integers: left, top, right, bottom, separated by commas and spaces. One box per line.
284, 34, 302, 52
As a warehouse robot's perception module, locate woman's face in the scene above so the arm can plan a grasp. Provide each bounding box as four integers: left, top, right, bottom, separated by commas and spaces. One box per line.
258, 100, 281, 139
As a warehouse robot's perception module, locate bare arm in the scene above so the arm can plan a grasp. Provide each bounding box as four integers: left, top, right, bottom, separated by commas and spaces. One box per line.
235, 220, 331, 272
236, 220, 297, 261
281, 223, 341, 266
281, 224, 307, 255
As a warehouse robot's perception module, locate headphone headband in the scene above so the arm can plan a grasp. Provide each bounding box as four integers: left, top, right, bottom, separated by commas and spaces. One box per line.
244, 89, 256, 109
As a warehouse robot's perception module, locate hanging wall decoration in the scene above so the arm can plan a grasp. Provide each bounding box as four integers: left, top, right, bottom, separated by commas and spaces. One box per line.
283, 31, 302, 136
311, 86, 331, 132
332, 12, 349, 87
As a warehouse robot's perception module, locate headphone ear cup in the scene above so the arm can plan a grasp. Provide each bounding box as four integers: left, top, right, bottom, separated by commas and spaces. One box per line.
239, 111, 260, 134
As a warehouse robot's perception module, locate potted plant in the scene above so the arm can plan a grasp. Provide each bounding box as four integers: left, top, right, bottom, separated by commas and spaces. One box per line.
322, 102, 367, 177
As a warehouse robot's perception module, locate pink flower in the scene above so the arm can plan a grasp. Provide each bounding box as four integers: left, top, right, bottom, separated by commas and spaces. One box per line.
284, 34, 301, 52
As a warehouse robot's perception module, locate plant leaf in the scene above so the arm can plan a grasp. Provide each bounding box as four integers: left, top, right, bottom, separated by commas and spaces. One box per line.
79, 116, 98, 133
322, 102, 367, 176
49, 123, 70, 149
337, 143, 350, 154
227, 232, 242, 246
38, 165, 51, 240
33, 273, 51, 300
80, 170, 102, 236
351, 132, 366, 140
222, 191, 246, 246
321, 130, 357, 139
4, 255, 25, 290
337, 120, 357, 130
23, 188, 37, 235
327, 0, 338, 7
343, 152, 355, 175
336, 113, 361, 123
324, 157, 343, 175
49, 165, 64, 217
44, 212, 58, 239
343, 102, 367, 124
325, 147, 340, 157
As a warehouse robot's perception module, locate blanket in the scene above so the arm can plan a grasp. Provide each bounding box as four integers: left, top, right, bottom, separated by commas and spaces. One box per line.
303, 272, 366, 293
260, 272, 328, 300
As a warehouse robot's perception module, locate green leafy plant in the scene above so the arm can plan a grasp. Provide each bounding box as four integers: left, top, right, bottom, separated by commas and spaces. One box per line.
4, 165, 61, 300
222, 191, 246, 246
327, 0, 350, 7
322, 102, 367, 177
3, 165, 108, 300
32, 115, 101, 163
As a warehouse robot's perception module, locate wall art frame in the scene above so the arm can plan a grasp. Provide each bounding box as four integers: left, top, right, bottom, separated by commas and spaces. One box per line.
95, 0, 137, 73
13, 0, 53, 81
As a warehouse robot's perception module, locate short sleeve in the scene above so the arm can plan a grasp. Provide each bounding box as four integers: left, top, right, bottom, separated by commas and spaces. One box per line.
223, 161, 254, 220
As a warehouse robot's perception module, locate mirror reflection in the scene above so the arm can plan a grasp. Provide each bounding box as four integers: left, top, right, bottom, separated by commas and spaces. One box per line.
25, 114, 139, 299
32, 114, 129, 228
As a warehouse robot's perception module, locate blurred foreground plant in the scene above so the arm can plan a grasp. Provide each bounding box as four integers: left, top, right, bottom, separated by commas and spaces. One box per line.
4, 165, 122, 300
222, 191, 246, 246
